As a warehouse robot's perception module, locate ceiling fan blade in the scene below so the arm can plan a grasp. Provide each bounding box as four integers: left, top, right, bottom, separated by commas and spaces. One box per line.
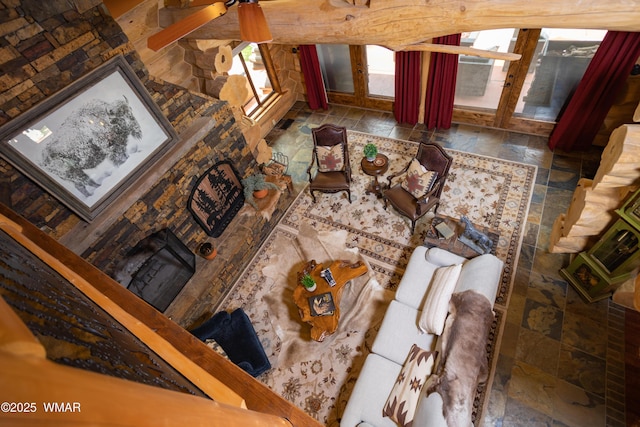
148, 3, 227, 51
238, 1, 272, 43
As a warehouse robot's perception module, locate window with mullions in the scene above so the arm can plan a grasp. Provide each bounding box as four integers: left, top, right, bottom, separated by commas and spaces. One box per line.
229, 42, 279, 116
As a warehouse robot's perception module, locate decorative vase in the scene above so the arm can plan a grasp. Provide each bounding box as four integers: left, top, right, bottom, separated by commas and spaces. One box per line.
304, 283, 317, 292
366, 156, 376, 162
198, 242, 217, 260
253, 188, 268, 199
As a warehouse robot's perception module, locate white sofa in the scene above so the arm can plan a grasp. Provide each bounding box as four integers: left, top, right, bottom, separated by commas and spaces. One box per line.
341, 246, 503, 427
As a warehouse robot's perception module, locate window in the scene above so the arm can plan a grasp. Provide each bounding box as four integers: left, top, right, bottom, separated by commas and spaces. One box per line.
366, 45, 395, 98
514, 29, 606, 121
229, 42, 280, 116
451, 28, 607, 134
454, 29, 515, 111
316, 44, 394, 111
317, 44, 355, 93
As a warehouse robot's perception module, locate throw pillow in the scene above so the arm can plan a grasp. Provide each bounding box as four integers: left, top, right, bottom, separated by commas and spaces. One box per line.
418, 263, 462, 335
204, 339, 229, 359
383, 344, 437, 427
316, 144, 344, 172
401, 158, 438, 199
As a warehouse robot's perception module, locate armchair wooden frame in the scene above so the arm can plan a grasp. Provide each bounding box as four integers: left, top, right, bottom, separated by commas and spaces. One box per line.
307, 124, 352, 203
383, 142, 453, 234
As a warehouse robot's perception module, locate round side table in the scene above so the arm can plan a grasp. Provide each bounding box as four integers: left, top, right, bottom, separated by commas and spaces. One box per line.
361, 153, 389, 198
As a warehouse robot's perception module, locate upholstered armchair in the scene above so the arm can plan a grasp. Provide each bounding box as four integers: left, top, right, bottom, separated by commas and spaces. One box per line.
307, 124, 352, 203
383, 142, 453, 233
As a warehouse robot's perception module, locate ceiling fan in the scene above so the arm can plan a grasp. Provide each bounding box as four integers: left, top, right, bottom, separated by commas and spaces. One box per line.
147, 0, 272, 52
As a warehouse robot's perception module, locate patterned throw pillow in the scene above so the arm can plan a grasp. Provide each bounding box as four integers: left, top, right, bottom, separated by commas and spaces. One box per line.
401, 158, 438, 199
316, 144, 345, 172
383, 344, 437, 427
204, 339, 229, 359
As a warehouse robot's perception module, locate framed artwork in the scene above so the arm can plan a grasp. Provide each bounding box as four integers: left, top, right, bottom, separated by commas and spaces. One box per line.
188, 161, 245, 238
0, 55, 178, 222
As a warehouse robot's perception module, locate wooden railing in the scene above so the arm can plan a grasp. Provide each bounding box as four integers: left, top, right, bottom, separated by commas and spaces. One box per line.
0, 203, 322, 427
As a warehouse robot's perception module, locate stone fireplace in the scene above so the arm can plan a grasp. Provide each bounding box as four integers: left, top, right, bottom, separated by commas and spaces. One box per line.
0, 1, 294, 327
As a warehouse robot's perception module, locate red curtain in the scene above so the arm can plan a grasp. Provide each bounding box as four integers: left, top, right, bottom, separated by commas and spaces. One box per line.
394, 51, 421, 124
424, 34, 461, 129
548, 31, 640, 151
298, 45, 328, 110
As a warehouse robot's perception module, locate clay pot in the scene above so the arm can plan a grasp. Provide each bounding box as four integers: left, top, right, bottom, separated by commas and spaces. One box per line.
253, 188, 269, 199
198, 242, 217, 260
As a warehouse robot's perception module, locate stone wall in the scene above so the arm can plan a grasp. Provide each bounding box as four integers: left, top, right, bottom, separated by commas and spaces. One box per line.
0, 0, 289, 326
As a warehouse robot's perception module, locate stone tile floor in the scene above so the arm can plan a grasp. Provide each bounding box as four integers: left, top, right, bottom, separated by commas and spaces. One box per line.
263, 102, 625, 427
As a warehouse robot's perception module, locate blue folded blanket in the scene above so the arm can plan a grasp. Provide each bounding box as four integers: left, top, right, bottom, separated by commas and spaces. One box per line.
191, 308, 271, 377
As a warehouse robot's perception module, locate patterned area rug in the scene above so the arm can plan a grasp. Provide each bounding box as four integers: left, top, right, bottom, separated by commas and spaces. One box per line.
216, 131, 536, 426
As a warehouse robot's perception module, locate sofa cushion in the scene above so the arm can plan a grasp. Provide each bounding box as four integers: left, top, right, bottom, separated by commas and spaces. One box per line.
454, 253, 503, 307
383, 344, 437, 427
418, 263, 462, 335
396, 247, 467, 310
412, 392, 448, 427
341, 354, 405, 427
372, 300, 437, 365
424, 247, 468, 266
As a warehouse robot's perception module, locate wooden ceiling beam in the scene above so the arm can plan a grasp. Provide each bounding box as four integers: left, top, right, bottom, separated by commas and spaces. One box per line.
157, 0, 640, 48
148, 3, 227, 51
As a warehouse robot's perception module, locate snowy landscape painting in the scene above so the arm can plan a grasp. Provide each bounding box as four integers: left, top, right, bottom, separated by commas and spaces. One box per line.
0, 56, 177, 221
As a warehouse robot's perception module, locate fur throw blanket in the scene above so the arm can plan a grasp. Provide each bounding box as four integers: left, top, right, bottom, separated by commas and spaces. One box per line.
426, 290, 495, 427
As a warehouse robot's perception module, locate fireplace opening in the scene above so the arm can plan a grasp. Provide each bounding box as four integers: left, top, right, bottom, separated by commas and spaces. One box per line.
114, 229, 195, 312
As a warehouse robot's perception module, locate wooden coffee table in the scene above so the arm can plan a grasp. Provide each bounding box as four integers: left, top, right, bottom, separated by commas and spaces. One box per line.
424, 216, 499, 258
293, 259, 368, 342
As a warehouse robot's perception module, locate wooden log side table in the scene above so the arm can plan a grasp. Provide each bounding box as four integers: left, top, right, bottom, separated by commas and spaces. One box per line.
361, 154, 389, 198
293, 259, 368, 342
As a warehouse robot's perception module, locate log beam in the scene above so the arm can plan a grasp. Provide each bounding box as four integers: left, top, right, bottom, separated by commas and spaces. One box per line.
158, 0, 640, 49
397, 43, 521, 61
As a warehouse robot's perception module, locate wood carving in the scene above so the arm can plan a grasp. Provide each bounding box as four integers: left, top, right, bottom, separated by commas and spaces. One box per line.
159, 0, 640, 51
